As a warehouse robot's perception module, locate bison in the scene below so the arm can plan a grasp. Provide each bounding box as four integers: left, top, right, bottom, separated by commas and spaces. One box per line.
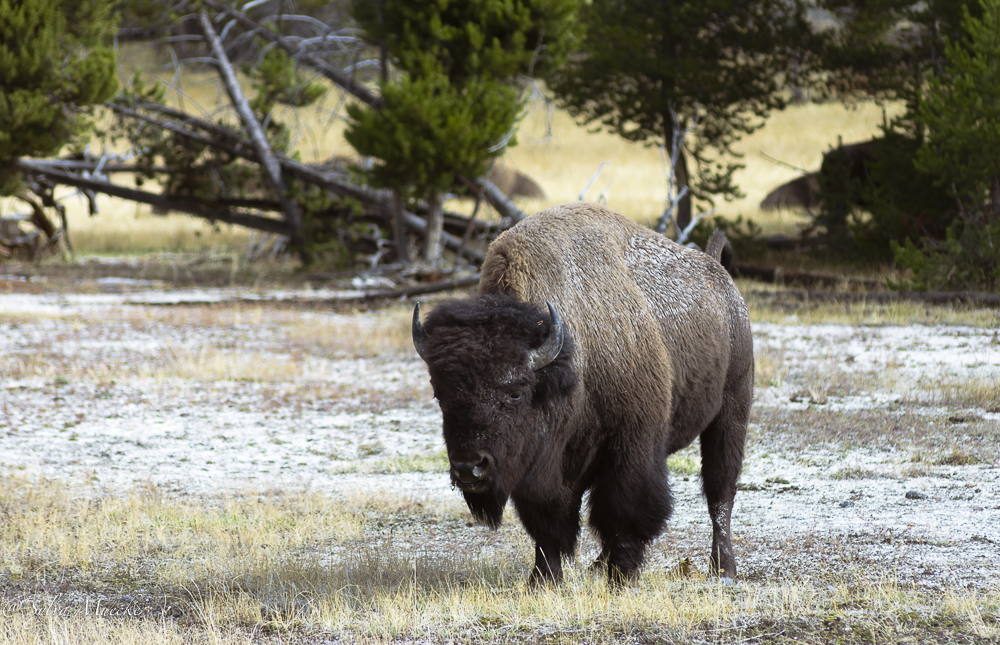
412, 202, 753, 587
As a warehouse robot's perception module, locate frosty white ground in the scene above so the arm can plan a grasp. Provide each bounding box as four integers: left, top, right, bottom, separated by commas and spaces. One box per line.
1, 291, 999, 590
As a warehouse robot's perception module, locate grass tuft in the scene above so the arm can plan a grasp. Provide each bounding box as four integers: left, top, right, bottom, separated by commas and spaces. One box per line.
754, 347, 787, 388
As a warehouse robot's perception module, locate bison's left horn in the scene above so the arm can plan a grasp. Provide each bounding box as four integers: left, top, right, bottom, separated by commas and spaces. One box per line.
527, 301, 564, 371
412, 303, 429, 362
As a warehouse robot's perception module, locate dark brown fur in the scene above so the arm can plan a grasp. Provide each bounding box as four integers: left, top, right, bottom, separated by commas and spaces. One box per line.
760, 173, 821, 211
759, 139, 879, 211
417, 203, 753, 587
486, 160, 546, 199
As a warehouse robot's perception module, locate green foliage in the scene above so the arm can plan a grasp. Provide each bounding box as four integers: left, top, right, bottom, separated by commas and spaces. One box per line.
543, 0, 819, 209
248, 47, 326, 113
345, 74, 520, 198
244, 46, 327, 157
813, 141, 867, 248
346, 0, 575, 198
891, 219, 1000, 291
296, 188, 372, 268
915, 0, 1000, 213
0, 0, 118, 192
811, 132, 948, 259
886, 0, 1000, 292
352, 0, 578, 83
819, 0, 980, 138
844, 133, 955, 260
116, 0, 175, 34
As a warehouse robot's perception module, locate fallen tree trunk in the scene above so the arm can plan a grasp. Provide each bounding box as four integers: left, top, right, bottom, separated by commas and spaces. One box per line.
732, 264, 882, 290
200, 0, 525, 224
18, 158, 486, 262
107, 101, 508, 240
16, 160, 293, 236
749, 288, 1000, 309
359, 275, 481, 301
203, 0, 382, 109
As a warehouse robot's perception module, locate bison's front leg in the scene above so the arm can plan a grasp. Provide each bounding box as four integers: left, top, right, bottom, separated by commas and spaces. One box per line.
513, 495, 581, 587
588, 454, 673, 588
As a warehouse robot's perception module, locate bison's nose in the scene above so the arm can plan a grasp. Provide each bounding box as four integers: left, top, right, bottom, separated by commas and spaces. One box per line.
450, 454, 491, 491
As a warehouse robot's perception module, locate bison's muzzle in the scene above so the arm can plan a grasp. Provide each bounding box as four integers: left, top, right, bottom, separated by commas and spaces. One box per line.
449, 452, 493, 492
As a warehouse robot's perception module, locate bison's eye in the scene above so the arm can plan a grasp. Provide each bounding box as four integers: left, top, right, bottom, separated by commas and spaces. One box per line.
507, 389, 524, 402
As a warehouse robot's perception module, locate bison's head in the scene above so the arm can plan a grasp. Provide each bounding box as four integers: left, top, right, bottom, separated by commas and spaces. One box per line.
412, 294, 577, 528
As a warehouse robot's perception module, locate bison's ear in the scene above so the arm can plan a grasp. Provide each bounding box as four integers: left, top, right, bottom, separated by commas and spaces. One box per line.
412, 303, 429, 362
532, 332, 577, 407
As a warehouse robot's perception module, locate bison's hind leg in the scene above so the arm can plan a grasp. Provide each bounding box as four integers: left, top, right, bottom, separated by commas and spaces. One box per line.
699, 390, 751, 579
587, 450, 672, 588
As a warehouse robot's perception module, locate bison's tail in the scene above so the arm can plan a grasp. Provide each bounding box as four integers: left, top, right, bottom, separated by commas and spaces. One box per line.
705, 230, 734, 273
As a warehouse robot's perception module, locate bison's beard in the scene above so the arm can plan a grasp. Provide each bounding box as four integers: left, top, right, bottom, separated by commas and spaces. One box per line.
463, 486, 509, 529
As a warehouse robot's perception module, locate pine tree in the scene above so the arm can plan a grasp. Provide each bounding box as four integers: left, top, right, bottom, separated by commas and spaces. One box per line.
890, 0, 1000, 291
542, 0, 819, 231
0, 0, 118, 194
819, 0, 980, 141
345, 0, 576, 267
916, 0, 1000, 218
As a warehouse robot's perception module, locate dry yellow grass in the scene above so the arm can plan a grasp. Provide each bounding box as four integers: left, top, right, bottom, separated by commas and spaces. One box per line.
741, 284, 1000, 327
1, 474, 997, 644
754, 347, 788, 389
506, 97, 903, 237
917, 376, 1000, 409
283, 307, 414, 358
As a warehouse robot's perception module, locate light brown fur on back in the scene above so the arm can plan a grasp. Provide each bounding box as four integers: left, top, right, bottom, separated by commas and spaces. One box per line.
479, 203, 751, 449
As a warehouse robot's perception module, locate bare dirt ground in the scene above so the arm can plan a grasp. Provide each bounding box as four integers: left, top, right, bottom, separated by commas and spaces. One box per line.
2, 274, 1000, 642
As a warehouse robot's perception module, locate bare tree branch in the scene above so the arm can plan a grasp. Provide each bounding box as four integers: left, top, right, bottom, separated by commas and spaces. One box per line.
198, 9, 306, 254
472, 176, 527, 223
359, 275, 481, 301
202, 0, 382, 108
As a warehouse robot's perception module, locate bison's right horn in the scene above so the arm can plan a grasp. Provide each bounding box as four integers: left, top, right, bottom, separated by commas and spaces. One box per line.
412, 303, 429, 362
527, 302, 564, 371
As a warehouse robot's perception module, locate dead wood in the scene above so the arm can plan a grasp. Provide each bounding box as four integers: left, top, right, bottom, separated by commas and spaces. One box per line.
198, 10, 305, 255
203, 0, 382, 109
105, 101, 390, 213
30, 2, 517, 268
472, 175, 527, 223
398, 207, 486, 263
732, 264, 882, 290
106, 102, 253, 159
358, 275, 481, 301
390, 190, 410, 263
16, 160, 292, 236
201, 0, 523, 224
750, 289, 1000, 309
17, 193, 56, 240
